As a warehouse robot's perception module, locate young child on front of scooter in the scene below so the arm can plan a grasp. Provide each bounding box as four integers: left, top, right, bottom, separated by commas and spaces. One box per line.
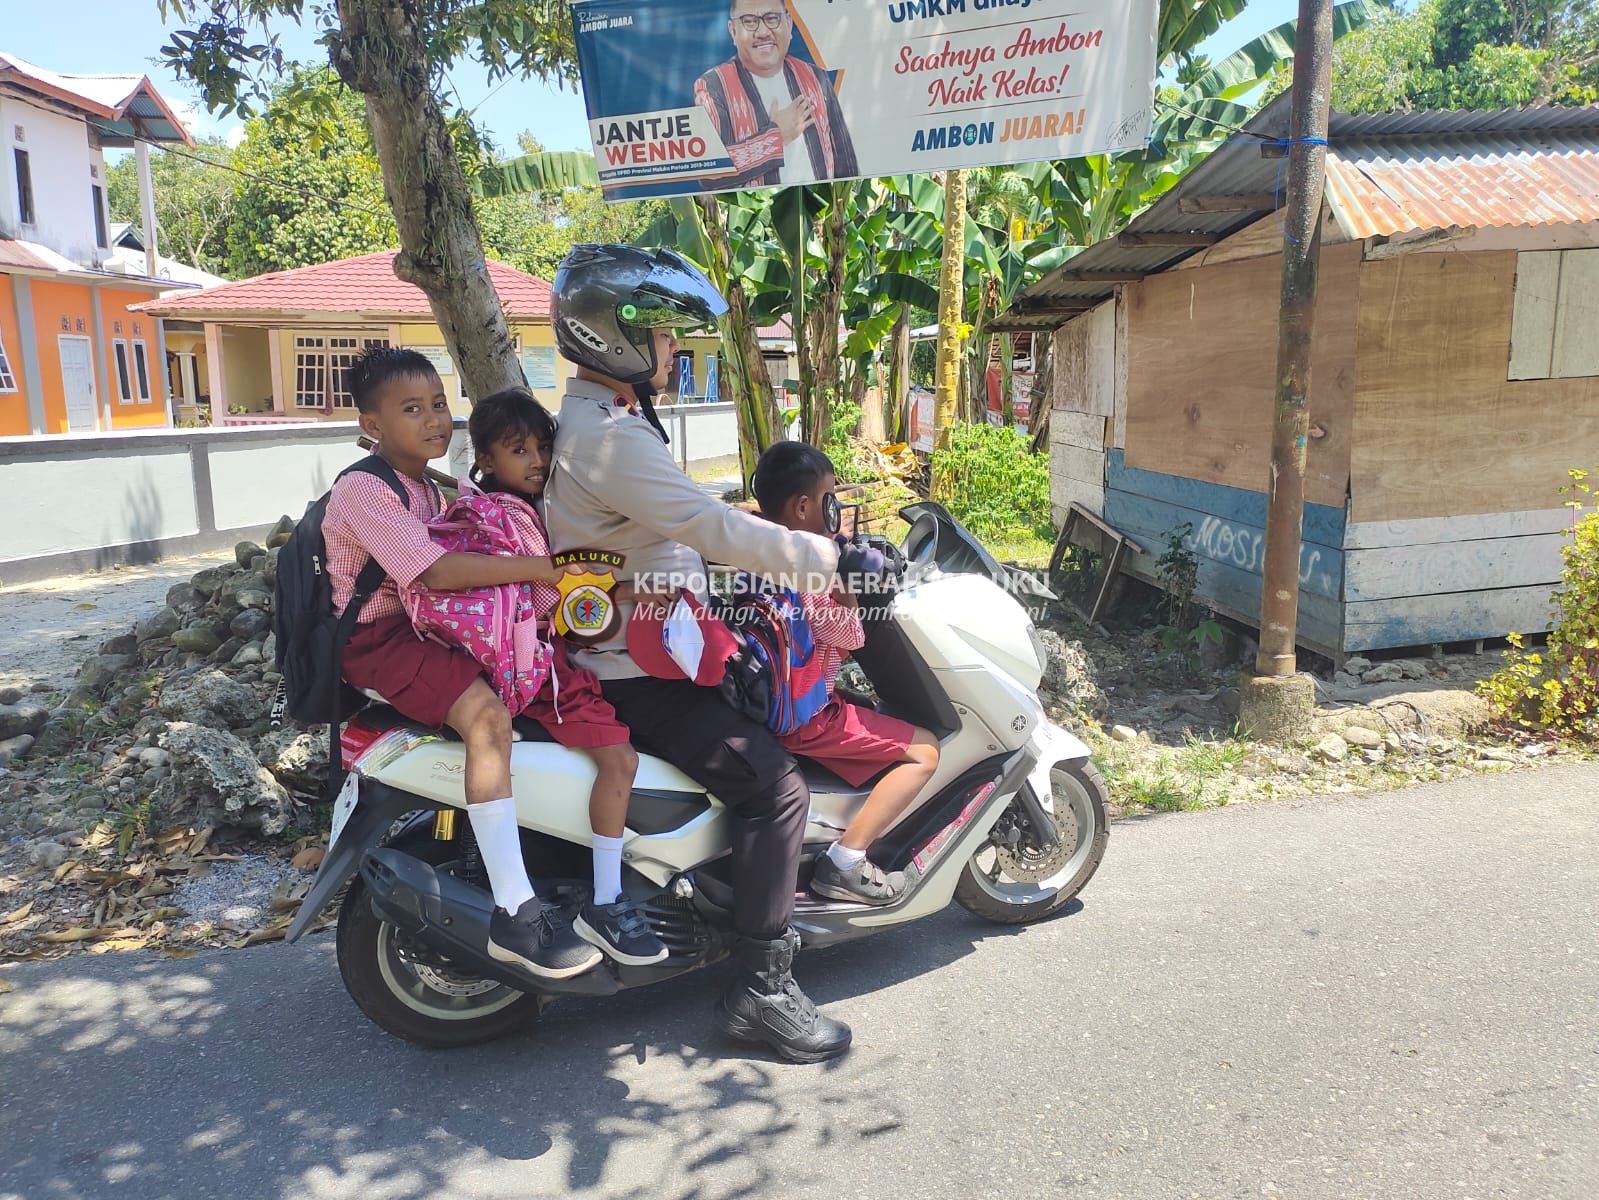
752, 441, 941, 905
468, 387, 666, 967
326, 347, 601, 982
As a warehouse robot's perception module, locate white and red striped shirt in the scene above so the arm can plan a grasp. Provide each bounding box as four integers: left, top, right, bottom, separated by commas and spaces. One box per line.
803, 591, 865, 692
322, 467, 446, 622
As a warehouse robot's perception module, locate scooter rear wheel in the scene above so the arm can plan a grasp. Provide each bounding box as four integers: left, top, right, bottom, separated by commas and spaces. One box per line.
336, 832, 542, 1048
954, 759, 1109, 925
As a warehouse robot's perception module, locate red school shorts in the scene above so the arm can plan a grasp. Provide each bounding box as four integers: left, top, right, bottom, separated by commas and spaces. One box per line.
521, 639, 631, 749
776, 696, 918, 788
342, 612, 483, 730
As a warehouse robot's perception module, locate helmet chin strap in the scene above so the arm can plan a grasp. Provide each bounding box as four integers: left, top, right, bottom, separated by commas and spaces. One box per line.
632, 380, 670, 444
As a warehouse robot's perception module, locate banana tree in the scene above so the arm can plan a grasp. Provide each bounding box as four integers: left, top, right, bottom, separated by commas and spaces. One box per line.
467, 149, 599, 199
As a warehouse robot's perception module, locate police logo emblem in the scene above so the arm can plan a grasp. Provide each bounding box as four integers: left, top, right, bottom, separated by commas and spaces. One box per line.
551, 551, 625, 647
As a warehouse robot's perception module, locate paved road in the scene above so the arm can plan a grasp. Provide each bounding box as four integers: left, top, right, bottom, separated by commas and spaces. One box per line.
0, 551, 232, 692
2, 765, 1596, 1200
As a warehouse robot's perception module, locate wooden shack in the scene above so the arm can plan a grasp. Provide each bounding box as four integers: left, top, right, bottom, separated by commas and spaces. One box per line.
999, 99, 1599, 659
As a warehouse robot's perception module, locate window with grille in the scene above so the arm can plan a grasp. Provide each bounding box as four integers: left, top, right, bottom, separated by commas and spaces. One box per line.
132, 341, 151, 401
14, 149, 34, 226
0, 330, 16, 392
91, 184, 109, 248
113, 340, 133, 403
294, 334, 389, 409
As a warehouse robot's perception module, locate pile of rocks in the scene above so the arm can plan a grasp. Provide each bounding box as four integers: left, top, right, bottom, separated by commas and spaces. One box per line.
2, 515, 331, 843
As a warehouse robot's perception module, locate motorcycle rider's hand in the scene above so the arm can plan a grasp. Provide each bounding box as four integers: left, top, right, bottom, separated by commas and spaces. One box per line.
531, 558, 589, 587
835, 537, 886, 594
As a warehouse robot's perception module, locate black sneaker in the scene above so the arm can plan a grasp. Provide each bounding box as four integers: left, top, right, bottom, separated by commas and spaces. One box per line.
574, 896, 669, 966
487, 897, 602, 979
811, 853, 907, 906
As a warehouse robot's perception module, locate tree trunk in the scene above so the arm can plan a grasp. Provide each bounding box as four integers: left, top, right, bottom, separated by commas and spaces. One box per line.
1027, 329, 1053, 454
931, 169, 966, 501
330, 0, 521, 406
999, 332, 1014, 426
886, 302, 910, 442
804, 182, 847, 445
695, 195, 779, 486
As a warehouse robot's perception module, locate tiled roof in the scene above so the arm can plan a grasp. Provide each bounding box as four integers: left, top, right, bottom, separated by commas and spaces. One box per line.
136, 251, 554, 320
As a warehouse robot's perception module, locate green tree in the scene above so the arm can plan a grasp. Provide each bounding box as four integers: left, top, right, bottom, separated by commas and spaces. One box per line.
1323, 0, 1599, 112
225, 70, 397, 278
159, 0, 581, 402
105, 135, 238, 276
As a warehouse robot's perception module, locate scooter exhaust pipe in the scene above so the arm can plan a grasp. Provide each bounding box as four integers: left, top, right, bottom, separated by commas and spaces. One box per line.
359, 848, 622, 999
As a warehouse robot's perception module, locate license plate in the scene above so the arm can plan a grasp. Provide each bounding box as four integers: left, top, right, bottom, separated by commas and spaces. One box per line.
328, 771, 361, 851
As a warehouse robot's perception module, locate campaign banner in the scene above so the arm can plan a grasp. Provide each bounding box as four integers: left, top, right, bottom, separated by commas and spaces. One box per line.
571, 0, 1158, 201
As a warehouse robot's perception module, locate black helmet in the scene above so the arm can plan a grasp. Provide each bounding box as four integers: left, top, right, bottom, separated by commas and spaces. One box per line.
550, 244, 729, 384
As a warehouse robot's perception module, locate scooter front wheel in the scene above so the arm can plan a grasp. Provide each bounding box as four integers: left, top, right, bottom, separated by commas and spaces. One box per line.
336, 836, 542, 1048
954, 759, 1109, 925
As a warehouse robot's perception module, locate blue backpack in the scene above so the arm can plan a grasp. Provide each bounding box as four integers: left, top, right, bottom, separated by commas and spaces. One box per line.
717, 577, 831, 736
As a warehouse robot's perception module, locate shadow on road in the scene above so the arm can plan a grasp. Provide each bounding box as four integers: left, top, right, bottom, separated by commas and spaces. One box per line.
0, 901, 1082, 1199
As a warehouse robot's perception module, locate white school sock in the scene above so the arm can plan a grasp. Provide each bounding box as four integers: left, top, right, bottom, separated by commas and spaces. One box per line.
467, 797, 536, 913
826, 841, 867, 871
592, 834, 625, 906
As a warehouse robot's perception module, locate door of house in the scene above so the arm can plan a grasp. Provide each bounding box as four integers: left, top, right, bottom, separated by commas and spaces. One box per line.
58, 336, 98, 432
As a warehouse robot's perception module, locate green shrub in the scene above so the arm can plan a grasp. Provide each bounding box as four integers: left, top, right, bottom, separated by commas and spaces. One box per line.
931, 421, 1053, 543
1479, 469, 1599, 740
821, 400, 873, 485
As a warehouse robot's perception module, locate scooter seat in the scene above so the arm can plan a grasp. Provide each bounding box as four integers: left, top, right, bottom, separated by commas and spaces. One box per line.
348, 702, 556, 744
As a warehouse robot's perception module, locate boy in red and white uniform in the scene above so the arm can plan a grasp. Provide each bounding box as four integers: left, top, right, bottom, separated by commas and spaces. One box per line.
751, 441, 941, 906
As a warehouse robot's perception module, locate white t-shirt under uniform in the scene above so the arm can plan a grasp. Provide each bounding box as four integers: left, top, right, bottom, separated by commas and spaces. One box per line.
749, 70, 817, 186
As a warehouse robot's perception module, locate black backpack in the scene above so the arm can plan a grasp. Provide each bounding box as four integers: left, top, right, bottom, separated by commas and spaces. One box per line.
271, 457, 413, 750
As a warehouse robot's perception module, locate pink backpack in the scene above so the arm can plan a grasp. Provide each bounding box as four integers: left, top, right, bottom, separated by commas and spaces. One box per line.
401, 491, 558, 715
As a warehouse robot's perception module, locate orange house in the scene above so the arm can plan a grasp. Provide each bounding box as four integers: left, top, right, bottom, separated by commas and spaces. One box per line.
0, 52, 197, 435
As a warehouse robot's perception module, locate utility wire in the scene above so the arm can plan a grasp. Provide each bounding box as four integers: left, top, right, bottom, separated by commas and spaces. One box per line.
92, 120, 390, 220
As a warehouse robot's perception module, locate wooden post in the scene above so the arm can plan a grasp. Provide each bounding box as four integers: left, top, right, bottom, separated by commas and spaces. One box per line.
931, 168, 966, 501
135, 141, 159, 279
1255, 0, 1334, 677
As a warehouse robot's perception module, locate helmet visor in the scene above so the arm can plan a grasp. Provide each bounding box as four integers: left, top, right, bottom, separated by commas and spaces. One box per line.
621, 249, 730, 331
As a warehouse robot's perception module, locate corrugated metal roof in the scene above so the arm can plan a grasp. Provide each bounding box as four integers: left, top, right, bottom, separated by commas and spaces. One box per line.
1330, 105, 1599, 137
995, 95, 1599, 332
1326, 135, 1599, 239
0, 52, 193, 147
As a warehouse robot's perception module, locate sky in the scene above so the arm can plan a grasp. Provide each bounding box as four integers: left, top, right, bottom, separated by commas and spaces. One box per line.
1, 0, 1302, 156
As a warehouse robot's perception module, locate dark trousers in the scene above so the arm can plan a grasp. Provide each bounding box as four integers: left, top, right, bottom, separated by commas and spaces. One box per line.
600, 675, 807, 940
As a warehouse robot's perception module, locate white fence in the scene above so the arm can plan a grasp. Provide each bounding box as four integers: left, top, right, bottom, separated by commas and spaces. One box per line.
0, 402, 739, 584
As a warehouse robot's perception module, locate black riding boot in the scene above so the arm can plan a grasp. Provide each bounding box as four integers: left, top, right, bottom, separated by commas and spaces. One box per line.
716, 929, 852, 1063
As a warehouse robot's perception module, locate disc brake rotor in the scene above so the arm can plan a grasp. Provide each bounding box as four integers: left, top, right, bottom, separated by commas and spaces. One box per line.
393, 933, 502, 998
993, 787, 1080, 883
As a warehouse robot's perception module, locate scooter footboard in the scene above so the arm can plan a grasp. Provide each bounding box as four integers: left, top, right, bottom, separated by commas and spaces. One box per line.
283, 779, 441, 943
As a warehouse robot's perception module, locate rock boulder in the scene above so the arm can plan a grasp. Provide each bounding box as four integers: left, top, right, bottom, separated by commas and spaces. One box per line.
154, 722, 293, 835
0, 702, 50, 740
158, 668, 266, 728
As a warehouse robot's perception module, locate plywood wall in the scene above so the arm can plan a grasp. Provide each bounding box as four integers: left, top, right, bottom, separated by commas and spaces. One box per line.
1049, 300, 1117, 523
1351, 250, 1599, 523
1122, 244, 1357, 510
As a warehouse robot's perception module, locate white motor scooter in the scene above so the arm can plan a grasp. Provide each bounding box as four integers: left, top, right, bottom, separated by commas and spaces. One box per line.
286, 502, 1109, 1047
